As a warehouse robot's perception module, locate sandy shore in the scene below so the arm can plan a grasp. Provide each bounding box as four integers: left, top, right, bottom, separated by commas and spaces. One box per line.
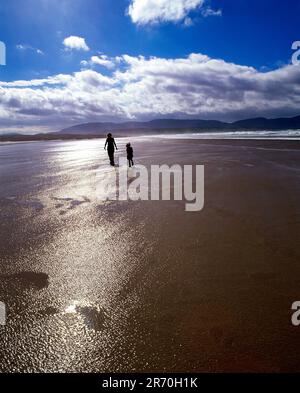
0, 137, 300, 372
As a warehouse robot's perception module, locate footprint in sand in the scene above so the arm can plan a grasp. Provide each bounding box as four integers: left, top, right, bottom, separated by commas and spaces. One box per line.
52, 196, 91, 214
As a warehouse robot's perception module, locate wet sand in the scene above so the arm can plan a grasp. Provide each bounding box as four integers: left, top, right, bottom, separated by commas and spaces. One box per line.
0, 137, 300, 372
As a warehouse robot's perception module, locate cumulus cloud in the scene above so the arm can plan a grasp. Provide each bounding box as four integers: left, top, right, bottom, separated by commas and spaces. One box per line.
63, 36, 90, 51
128, 0, 205, 25
0, 74, 71, 88
1, 53, 300, 132
81, 55, 116, 69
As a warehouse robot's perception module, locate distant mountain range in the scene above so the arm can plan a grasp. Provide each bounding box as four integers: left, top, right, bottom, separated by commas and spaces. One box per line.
58, 115, 300, 135
1, 115, 300, 142
58, 119, 225, 134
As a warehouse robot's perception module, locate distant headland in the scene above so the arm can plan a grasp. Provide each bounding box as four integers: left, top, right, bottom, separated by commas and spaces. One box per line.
1, 115, 300, 142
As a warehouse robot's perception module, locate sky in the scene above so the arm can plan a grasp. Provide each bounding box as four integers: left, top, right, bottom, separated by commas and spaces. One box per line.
0, 0, 299, 133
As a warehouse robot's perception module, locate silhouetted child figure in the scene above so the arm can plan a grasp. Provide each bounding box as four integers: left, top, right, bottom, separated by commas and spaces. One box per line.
126, 143, 134, 167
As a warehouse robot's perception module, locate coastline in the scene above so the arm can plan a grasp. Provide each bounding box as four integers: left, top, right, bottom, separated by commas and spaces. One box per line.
0, 137, 300, 372
1, 127, 300, 144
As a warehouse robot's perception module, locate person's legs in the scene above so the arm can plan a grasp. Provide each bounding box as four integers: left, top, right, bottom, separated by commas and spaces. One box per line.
108, 150, 115, 166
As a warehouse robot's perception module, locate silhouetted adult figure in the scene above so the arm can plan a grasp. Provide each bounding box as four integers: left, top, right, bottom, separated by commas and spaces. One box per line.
104, 133, 118, 166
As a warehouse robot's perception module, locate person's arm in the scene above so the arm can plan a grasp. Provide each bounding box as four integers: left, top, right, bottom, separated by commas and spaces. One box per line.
104, 139, 108, 150
114, 139, 118, 150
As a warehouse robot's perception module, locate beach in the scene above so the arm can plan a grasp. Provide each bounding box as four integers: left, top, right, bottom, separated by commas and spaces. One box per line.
0, 135, 300, 372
